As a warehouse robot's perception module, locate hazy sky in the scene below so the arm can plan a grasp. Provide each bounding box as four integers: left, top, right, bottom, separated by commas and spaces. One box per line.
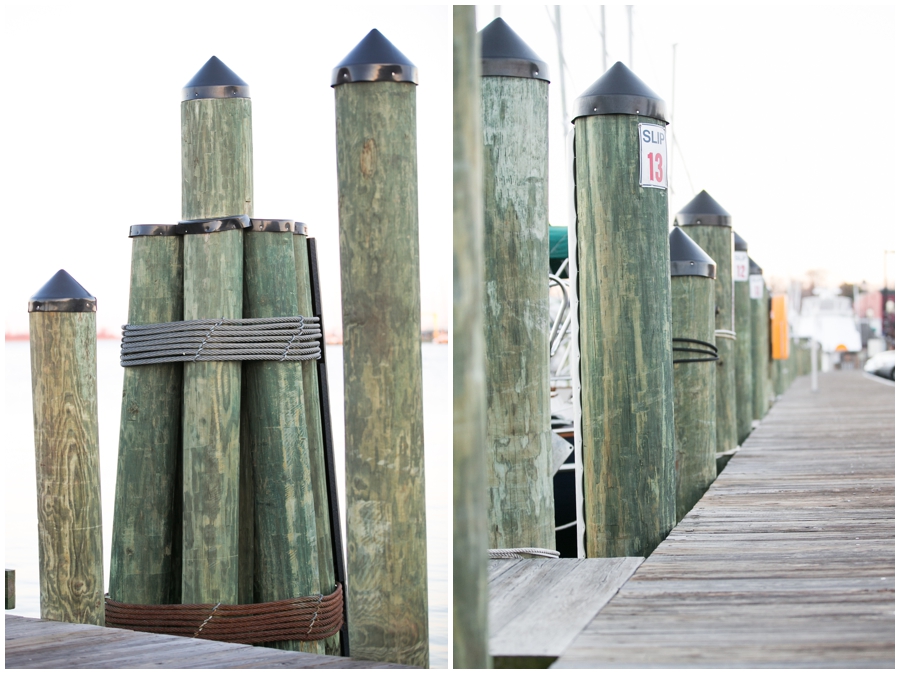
3, 3, 450, 336
477, 5, 897, 292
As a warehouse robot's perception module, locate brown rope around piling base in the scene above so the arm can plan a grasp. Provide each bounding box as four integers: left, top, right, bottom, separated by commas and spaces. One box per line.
105, 583, 343, 645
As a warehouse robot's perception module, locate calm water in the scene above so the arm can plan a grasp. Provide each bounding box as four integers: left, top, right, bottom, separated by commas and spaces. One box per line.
5, 340, 448, 668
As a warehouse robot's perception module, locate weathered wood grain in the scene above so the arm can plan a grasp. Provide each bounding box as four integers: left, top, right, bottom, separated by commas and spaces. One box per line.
181, 96, 252, 605
680, 225, 737, 453
29, 312, 104, 625
4, 615, 414, 668
575, 113, 675, 558
6, 569, 15, 610
243, 229, 320, 654
555, 371, 894, 668
453, 7, 490, 669
110, 235, 183, 605
671, 274, 717, 522
734, 263, 753, 443
335, 80, 428, 667
482, 75, 554, 551
294, 232, 338, 657
488, 558, 643, 658
750, 278, 769, 420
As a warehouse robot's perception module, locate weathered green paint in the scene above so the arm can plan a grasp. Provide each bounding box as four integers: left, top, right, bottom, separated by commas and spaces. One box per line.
110, 236, 183, 604
181, 96, 252, 605
243, 230, 320, 654
680, 226, 737, 453
453, 6, 490, 668
750, 277, 769, 421
335, 80, 429, 667
482, 76, 553, 550
671, 274, 717, 523
734, 270, 753, 443
293, 232, 338, 655
29, 311, 104, 625
5, 569, 14, 610
575, 114, 675, 559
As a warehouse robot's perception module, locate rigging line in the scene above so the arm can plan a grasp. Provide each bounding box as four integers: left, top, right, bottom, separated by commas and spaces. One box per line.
670, 128, 696, 195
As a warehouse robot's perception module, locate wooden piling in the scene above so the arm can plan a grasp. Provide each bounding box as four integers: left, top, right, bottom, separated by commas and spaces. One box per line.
479, 17, 554, 551
28, 270, 104, 625
676, 191, 738, 456
243, 220, 320, 653
180, 56, 252, 605
5, 570, 13, 610
669, 228, 717, 523
748, 257, 769, 421
733, 232, 753, 444
110, 225, 183, 605
292, 227, 338, 655
333, 30, 428, 667
573, 62, 675, 558
454, 6, 490, 668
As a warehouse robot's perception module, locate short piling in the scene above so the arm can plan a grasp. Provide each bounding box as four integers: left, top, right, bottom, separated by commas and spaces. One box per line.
771, 294, 790, 396
333, 30, 428, 667
669, 228, 717, 522
479, 17, 554, 551
676, 191, 738, 457
454, 6, 490, 668
180, 56, 252, 605
29, 270, 104, 625
573, 62, 675, 558
243, 220, 320, 653
733, 232, 753, 444
110, 225, 183, 605
292, 226, 338, 655
748, 257, 769, 421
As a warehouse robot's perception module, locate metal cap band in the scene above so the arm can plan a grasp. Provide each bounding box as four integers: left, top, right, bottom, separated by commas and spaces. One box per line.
572, 61, 667, 122
479, 18, 550, 81
176, 215, 251, 235
28, 269, 97, 313
129, 224, 180, 238
248, 219, 294, 233
182, 56, 250, 101
332, 29, 418, 86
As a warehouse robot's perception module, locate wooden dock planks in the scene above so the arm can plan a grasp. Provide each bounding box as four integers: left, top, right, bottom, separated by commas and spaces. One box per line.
4, 615, 411, 669
488, 557, 643, 660
555, 370, 894, 668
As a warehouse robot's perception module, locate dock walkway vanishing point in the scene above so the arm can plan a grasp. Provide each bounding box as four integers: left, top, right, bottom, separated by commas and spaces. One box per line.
556, 370, 894, 668
5, 615, 411, 669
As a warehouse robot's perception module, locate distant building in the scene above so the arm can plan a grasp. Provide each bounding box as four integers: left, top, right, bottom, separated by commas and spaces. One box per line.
794, 292, 862, 353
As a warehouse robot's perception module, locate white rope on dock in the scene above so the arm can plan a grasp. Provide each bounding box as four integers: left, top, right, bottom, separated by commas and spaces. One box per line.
489, 548, 561, 560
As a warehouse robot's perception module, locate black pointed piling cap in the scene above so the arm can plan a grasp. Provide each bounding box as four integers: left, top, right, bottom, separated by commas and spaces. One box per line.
573, 61, 667, 122
479, 18, 550, 82
332, 29, 418, 87
28, 269, 96, 313
733, 231, 748, 252
670, 227, 716, 279
182, 56, 250, 101
749, 256, 763, 275
674, 190, 732, 227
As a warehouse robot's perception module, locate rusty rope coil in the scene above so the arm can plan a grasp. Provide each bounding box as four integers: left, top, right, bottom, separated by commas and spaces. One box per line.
105, 583, 343, 645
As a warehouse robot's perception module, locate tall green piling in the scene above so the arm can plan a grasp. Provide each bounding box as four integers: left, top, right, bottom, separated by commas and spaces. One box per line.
479, 17, 554, 551
454, 6, 490, 668
333, 30, 428, 667
573, 62, 675, 558
749, 257, 769, 422
243, 219, 320, 653
29, 270, 104, 625
180, 56, 252, 605
669, 228, 717, 522
292, 226, 338, 655
110, 225, 183, 605
733, 232, 753, 444
676, 191, 738, 457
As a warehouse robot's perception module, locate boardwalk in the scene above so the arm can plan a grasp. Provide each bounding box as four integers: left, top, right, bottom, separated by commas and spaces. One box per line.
556, 370, 895, 668
5, 615, 410, 669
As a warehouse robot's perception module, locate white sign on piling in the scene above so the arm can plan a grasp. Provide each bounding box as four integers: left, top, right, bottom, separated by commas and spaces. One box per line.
749, 274, 764, 299
639, 123, 667, 189
734, 251, 750, 281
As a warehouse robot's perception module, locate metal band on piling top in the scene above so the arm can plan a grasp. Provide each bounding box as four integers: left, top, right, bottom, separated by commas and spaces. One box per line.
674, 190, 732, 227
129, 224, 181, 238
28, 269, 97, 313
571, 61, 667, 122
182, 56, 250, 101
479, 18, 550, 81
248, 219, 293, 233
177, 215, 251, 235
331, 29, 418, 86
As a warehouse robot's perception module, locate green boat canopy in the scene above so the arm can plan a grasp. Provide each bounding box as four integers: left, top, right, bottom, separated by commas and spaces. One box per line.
549, 225, 568, 276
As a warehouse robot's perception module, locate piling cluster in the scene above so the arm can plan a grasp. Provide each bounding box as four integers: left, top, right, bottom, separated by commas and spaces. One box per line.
28, 30, 431, 669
